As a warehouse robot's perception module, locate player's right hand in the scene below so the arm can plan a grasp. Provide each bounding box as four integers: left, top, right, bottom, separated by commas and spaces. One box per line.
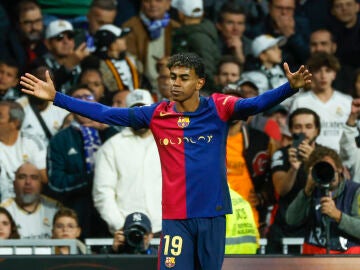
20, 70, 57, 101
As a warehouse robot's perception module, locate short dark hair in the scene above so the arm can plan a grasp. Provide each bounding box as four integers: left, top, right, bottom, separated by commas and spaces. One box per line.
217, 2, 246, 23
216, 55, 242, 75
167, 53, 205, 78
304, 145, 342, 175
90, 0, 117, 10
53, 207, 80, 227
15, 0, 40, 22
0, 58, 20, 78
306, 52, 341, 73
288, 108, 321, 134
68, 84, 94, 97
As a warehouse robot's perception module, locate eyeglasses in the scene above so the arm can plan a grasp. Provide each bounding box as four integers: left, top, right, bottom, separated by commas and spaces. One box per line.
52, 32, 75, 42
73, 94, 95, 101
20, 18, 43, 27
54, 223, 78, 230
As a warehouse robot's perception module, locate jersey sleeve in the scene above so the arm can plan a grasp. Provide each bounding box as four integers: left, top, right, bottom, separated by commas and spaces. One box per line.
233, 82, 295, 119
211, 93, 240, 121
54, 92, 157, 128
271, 148, 290, 173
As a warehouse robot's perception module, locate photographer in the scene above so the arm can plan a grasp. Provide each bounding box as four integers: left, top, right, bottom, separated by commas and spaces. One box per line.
112, 212, 157, 255
286, 146, 360, 254
267, 108, 321, 254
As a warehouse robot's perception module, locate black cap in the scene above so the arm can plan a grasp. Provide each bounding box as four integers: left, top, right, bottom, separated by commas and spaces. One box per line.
124, 212, 152, 233
94, 24, 130, 50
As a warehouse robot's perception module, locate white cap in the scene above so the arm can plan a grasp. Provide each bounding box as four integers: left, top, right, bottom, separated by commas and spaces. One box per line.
251, 35, 287, 57
98, 24, 131, 38
126, 89, 154, 108
45, 19, 74, 39
177, 0, 203, 18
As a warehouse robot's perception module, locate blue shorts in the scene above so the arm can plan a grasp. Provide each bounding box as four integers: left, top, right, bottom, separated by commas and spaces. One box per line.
158, 216, 226, 270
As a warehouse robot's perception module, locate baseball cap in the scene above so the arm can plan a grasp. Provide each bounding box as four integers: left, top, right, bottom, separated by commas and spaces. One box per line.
252, 35, 287, 57
94, 24, 131, 50
45, 20, 74, 39
126, 89, 154, 108
124, 212, 152, 233
177, 0, 204, 18
222, 78, 259, 97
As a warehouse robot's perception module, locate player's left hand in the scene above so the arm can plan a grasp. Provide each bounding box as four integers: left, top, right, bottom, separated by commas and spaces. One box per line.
284, 62, 312, 90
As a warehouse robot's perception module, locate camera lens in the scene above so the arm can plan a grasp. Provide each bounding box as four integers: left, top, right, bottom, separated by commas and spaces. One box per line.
312, 161, 335, 186
125, 226, 145, 248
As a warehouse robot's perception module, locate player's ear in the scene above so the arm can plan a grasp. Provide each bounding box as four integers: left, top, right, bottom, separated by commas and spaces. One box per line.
196, 78, 205, 91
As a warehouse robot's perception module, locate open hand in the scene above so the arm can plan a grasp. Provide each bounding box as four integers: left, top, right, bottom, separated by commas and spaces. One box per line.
284, 62, 312, 90
20, 70, 56, 101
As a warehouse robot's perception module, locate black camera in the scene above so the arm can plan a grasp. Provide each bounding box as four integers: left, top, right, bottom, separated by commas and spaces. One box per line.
312, 161, 335, 196
124, 225, 146, 249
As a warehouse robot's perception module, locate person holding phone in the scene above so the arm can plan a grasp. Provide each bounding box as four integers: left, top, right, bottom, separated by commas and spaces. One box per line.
267, 108, 321, 254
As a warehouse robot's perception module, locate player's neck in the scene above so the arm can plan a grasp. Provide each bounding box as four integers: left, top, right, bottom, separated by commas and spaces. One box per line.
175, 96, 200, 113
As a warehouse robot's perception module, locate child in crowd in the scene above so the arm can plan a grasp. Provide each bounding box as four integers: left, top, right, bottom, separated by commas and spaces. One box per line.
52, 208, 86, 255
0, 207, 20, 239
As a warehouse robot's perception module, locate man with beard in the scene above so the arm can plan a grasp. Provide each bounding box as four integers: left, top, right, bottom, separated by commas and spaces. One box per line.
0, 162, 62, 239
93, 89, 162, 236
14, 0, 47, 72
0, 101, 47, 201
16, 66, 69, 145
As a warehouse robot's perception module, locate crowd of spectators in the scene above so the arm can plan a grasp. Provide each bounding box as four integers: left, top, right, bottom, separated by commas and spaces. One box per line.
0, 0, 360, 256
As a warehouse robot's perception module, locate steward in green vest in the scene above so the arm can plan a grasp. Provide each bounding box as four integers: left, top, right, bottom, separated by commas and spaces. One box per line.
225, 188, 259, 254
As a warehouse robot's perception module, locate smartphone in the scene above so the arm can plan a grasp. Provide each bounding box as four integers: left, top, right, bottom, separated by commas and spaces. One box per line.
292, 132, 306, 148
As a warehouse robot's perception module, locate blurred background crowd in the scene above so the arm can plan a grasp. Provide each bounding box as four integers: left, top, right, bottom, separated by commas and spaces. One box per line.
0, 0, 360, 256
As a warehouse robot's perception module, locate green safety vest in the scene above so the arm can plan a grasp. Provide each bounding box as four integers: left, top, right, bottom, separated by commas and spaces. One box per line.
225, 189, 259, 254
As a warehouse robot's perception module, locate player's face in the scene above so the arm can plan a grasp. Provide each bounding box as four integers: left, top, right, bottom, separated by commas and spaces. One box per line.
0, 213, 12, 239
312, 66, 336, 91
217, 13, 246, 39
87, 7, 116, 35
14, 163, 42, 204
0, 64, 19, 92
169, 66, 204, 104
52, 216, 81, 239
18, 8, 43, 42
216, 63, 241, 88
141, 0, 170, 20
290, 114, 319, 143
310, 31, 336, 54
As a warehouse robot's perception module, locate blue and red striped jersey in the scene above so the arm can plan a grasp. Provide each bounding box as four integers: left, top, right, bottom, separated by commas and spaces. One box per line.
54, 82, 295, 219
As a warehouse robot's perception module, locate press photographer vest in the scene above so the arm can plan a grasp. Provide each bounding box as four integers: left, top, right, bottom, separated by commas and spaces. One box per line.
305, 180, 360, 253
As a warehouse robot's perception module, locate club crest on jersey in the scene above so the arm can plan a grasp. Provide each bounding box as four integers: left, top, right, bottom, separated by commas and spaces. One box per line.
165, 257, 176, 268
177, 116, 190, 128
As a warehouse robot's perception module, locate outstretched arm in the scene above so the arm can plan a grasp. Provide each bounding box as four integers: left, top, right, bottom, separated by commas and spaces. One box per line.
20, 71, 154, 128
233, 63, 312, 118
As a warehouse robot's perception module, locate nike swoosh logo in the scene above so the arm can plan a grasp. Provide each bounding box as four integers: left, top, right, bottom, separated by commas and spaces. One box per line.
160, 112, 172, 117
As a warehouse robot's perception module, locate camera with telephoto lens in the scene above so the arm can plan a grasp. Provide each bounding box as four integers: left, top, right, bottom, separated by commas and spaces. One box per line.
311, 161, 335, 196
124, 225, 146, 248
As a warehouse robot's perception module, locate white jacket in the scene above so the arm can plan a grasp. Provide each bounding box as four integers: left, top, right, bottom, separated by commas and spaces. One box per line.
93, 127, 162, 234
